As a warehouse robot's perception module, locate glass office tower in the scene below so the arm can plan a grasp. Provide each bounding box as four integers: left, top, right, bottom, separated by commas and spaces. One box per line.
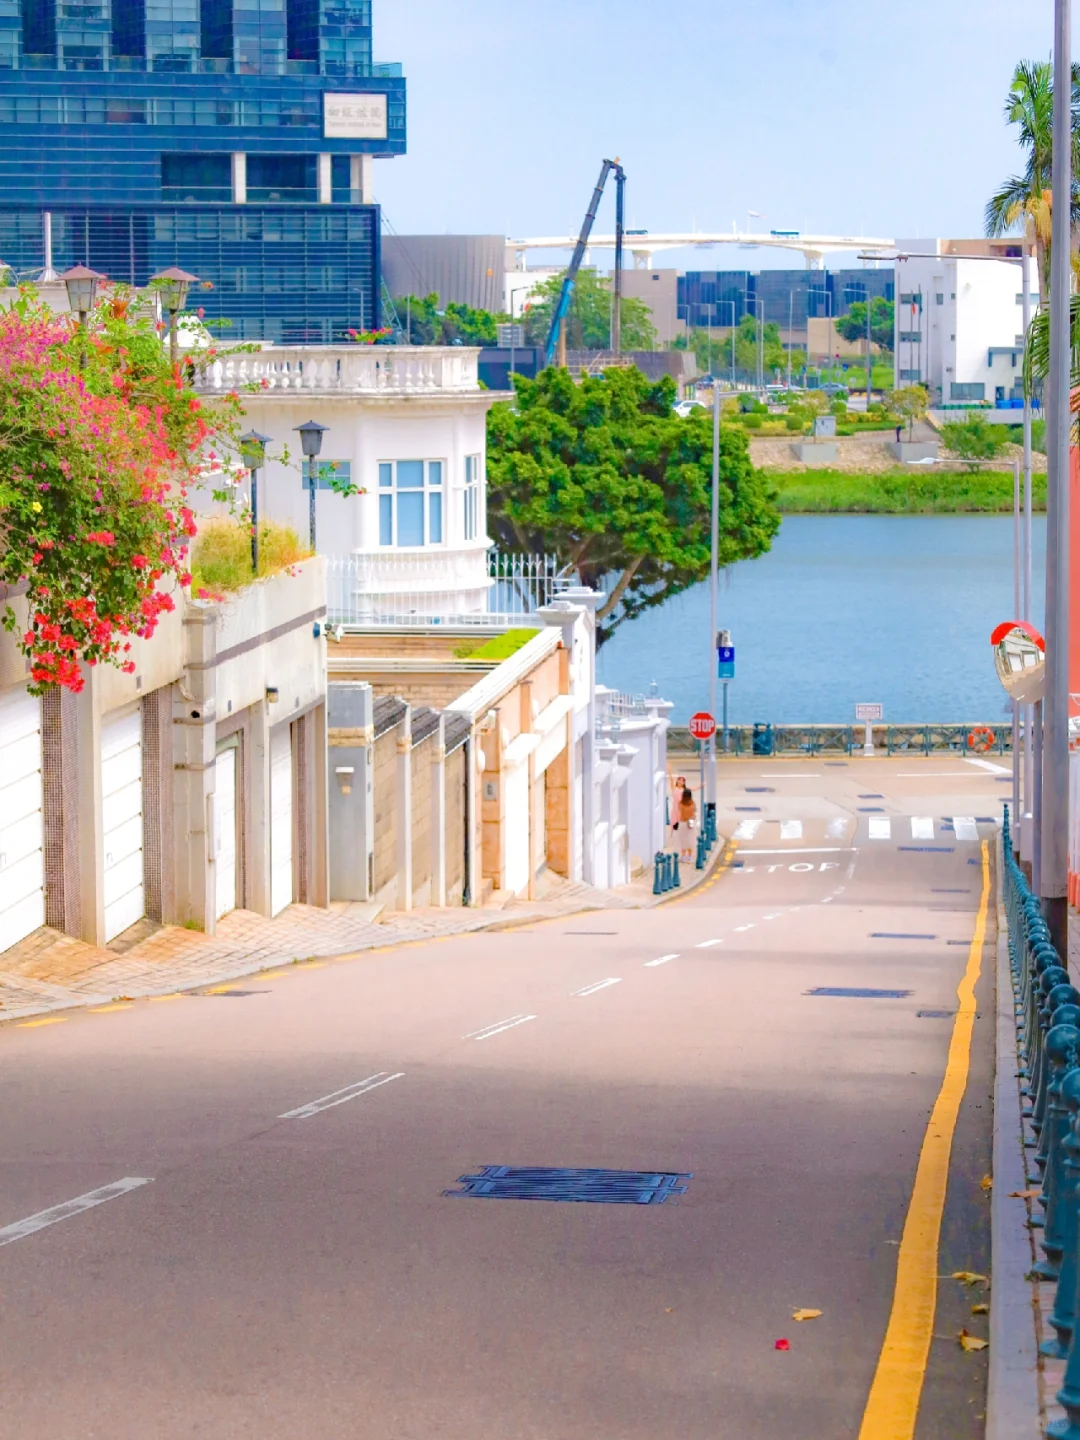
0, 0, 405, 340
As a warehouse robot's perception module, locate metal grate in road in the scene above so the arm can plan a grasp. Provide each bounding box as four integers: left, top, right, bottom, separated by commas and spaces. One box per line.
917, 1009, 957, 1018
443, 1166, 691, 1205
806, 987, 913, 998
898, 845, 955, 853
871, 932, 937, 940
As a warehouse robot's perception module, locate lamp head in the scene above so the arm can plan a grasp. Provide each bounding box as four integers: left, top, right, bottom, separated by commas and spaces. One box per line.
294, 419, 328, 458
152, 265, 198, 313
239, 429, 271, 467
60, 263, 104, 315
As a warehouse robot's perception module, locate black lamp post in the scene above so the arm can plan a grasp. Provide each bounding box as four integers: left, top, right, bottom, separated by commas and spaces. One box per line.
60, 264, 104, 367
152, 266, 199, 365
240, 429, 271, 575
294, 420, 328, 550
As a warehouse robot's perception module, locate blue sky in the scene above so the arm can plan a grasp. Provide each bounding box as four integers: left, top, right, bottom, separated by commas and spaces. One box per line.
375, 0, 1056, 270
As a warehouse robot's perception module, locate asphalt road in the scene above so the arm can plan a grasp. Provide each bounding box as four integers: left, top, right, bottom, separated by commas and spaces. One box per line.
0, 756, 1001, 1439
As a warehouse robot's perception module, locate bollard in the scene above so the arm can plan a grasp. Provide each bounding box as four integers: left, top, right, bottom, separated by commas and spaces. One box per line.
695, 833, 706, 870
653, 852, 664, 896
673, 851, 682, 888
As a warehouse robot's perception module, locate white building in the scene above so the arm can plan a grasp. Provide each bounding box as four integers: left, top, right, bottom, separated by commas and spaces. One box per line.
195, 344, 506, 619
892, 239, 1035, 408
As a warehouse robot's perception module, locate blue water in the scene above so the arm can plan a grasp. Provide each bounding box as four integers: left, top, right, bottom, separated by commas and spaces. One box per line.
596, 515, 1047, 725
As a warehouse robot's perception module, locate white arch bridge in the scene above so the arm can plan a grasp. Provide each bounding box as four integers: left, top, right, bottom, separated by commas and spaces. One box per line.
507, 230, 896, 271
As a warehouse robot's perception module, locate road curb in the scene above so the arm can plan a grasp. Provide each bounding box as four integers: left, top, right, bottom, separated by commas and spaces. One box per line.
987, 832, 1043, 1440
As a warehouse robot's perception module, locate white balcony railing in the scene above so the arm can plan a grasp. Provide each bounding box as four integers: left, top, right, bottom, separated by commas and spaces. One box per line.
326, 549, 565, 627
193, 344, 481, 396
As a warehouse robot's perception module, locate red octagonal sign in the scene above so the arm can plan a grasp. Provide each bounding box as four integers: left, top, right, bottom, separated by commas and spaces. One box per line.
689, 711, 716, 740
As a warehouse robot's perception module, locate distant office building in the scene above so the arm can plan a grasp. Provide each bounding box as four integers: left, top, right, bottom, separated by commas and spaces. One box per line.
893, 239, 1032, 406
381, 235, 505, 313
607, 268, 683, 346
0, 0, 406, 340
677, 267, 893, 335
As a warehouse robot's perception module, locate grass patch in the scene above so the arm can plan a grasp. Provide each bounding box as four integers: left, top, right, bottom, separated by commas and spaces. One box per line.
766, 467, 1048, 514
454, 628, 540, 661
190, 518, 312, 597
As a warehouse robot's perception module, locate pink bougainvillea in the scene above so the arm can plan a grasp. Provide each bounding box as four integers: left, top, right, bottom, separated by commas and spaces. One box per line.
0, 289, 243, 692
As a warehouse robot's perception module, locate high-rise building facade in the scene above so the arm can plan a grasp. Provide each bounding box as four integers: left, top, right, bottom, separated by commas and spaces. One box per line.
0, 0, 405, 340
678, 267, 894, 332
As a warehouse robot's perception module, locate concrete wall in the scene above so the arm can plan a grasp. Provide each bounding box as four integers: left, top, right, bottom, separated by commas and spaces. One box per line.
444, 743, 465, 904
608, 267, 685, 346
372, 725, 399, 898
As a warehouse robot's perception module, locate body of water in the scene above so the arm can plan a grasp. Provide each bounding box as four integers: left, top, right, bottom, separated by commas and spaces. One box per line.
595, 515, 1046, 725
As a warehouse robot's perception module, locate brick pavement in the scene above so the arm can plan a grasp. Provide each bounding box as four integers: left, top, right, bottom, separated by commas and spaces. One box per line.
0, 848, 722, 1025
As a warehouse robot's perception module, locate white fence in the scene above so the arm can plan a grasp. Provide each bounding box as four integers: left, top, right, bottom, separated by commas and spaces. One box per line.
193, 345, 480, 395
326, 549, 567, 628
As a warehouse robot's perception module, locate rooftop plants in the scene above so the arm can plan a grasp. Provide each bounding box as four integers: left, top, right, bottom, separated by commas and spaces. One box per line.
0, 287, 243, 692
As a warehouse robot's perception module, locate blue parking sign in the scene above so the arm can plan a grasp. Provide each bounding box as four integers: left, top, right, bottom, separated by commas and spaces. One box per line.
717, 645, 735, 679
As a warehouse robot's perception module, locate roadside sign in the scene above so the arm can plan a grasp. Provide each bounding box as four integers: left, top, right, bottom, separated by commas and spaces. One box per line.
717, 645, 735, 680
855, 703, 883, 721
689, 711, 716, 741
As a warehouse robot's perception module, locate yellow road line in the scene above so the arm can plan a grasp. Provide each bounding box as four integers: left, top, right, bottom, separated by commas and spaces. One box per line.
17, 1016, 67, 1029
857, 838, 990, 1440
89, 1003, 134, 1014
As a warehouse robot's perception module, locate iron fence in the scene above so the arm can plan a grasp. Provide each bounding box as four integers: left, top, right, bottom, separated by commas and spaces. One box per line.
668, 721, 1015, 756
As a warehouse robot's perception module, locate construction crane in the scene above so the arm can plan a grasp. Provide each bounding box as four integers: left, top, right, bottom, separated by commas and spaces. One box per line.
543, 157, 626, 370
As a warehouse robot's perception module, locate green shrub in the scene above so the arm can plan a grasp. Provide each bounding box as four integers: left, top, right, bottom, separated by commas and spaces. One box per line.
741, 413, 764, 430
454, 628, 539, 661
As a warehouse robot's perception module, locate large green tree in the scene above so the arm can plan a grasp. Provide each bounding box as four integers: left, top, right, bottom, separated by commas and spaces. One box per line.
486, 366, 779, 644
985, 58, 1080, 299
395, 292, 506, 346
521, 268, 657, 352
836, 297, 894, 349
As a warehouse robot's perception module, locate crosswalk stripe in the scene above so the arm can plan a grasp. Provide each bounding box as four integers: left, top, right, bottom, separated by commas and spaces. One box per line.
952, 816, 979, 841
779, 819, 803, 840
733, 818, 762, 839
911, 816, 934, 840
868, 816, 892, 840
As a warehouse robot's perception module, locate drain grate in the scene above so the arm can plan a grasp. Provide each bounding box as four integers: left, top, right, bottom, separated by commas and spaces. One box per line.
899, 845, 955, 853
734, 806, 762, 812
205, 989, 268, 997
745, 787, 774, 793
871, 932, 936, 940
858, 806, 885, 812
859, 793, 884, 799
917, 1009, 956, 1018
932, 888, 970, 893
443, 1166, 692, 1205
807, 986, 913, 998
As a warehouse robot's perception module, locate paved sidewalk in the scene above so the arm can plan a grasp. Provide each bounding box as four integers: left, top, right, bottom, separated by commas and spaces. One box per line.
0, 846, 727, 1025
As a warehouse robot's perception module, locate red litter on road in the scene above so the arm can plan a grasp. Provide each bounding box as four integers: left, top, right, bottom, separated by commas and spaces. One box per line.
774, 1339, 790, 1351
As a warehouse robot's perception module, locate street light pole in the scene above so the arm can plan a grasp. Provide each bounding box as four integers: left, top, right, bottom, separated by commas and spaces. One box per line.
1042, 0, 1071, 950
294, 420, 328, 553
709, 377, 720, 805
240, 430, 271, 576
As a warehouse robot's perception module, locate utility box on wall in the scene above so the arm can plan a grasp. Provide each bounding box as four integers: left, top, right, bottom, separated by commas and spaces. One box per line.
328, 681, 376, 901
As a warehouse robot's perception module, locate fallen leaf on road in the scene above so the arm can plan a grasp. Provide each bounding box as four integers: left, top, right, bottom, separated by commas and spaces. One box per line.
949, 1272, 988, 1286
665, 1308, 674, 1314
971, 1304, 989, 1315
774, 1338, 790, 1351
1009, 1189, 1042, 1199
792, 1309, 822, 1322
958, 1330, 989, 1352
981, 1175, 992, 1191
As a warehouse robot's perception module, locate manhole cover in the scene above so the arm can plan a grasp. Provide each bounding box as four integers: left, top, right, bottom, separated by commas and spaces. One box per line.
806, 987, 913, 999
443, 1166, 691, 1204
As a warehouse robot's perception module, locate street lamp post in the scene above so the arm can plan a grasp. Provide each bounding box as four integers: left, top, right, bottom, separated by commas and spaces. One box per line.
240, 430, 271, 576
294, 420, 328, 552
708, 377, 720, 804
152, 266, 199, 366
60, 264, 104, 368
1043, 0, 1071, 950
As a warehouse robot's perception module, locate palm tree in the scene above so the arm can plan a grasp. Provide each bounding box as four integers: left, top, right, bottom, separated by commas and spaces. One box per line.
985, 58, 1080, 299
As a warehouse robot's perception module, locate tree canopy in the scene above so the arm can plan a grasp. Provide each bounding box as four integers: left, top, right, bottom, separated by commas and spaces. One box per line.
485, 366, 780, 644
520, 268, 658, 352
836, 298, 894, 349
394, 292, 506, 346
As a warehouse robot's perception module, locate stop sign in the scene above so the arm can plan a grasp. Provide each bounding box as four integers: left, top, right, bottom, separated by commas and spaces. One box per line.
689, 711, 716, 741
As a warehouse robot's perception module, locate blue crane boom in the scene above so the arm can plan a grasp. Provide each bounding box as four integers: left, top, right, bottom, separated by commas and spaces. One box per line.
543, 158, 626, 369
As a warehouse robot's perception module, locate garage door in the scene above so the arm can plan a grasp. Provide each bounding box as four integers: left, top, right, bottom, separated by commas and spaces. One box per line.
214, 743, 238, 921
269, 724, 293, 916
0, 689, 44, 952
503, 761, 529, 896
102, 708, 144, 942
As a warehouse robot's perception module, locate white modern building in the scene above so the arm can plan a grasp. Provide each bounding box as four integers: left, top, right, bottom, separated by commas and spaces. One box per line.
892, 239, 1036, 407
196, 344, 507, 619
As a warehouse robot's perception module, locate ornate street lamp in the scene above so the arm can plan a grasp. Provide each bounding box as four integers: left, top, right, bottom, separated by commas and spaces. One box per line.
294, 420, 328, 551
152, 266, 199, 364
60, 263, 105, 367
240, 429, 271, 576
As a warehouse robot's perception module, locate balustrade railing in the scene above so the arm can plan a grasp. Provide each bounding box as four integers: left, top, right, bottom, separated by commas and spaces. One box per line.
193, 344, 480, 395
326, 549, 565, 627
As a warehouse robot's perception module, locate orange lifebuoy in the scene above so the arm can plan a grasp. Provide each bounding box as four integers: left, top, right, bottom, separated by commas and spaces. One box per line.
968, 726, 995, 753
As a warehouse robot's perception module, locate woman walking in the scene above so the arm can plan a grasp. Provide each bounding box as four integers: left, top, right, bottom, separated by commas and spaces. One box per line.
673, 785, 697, 863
